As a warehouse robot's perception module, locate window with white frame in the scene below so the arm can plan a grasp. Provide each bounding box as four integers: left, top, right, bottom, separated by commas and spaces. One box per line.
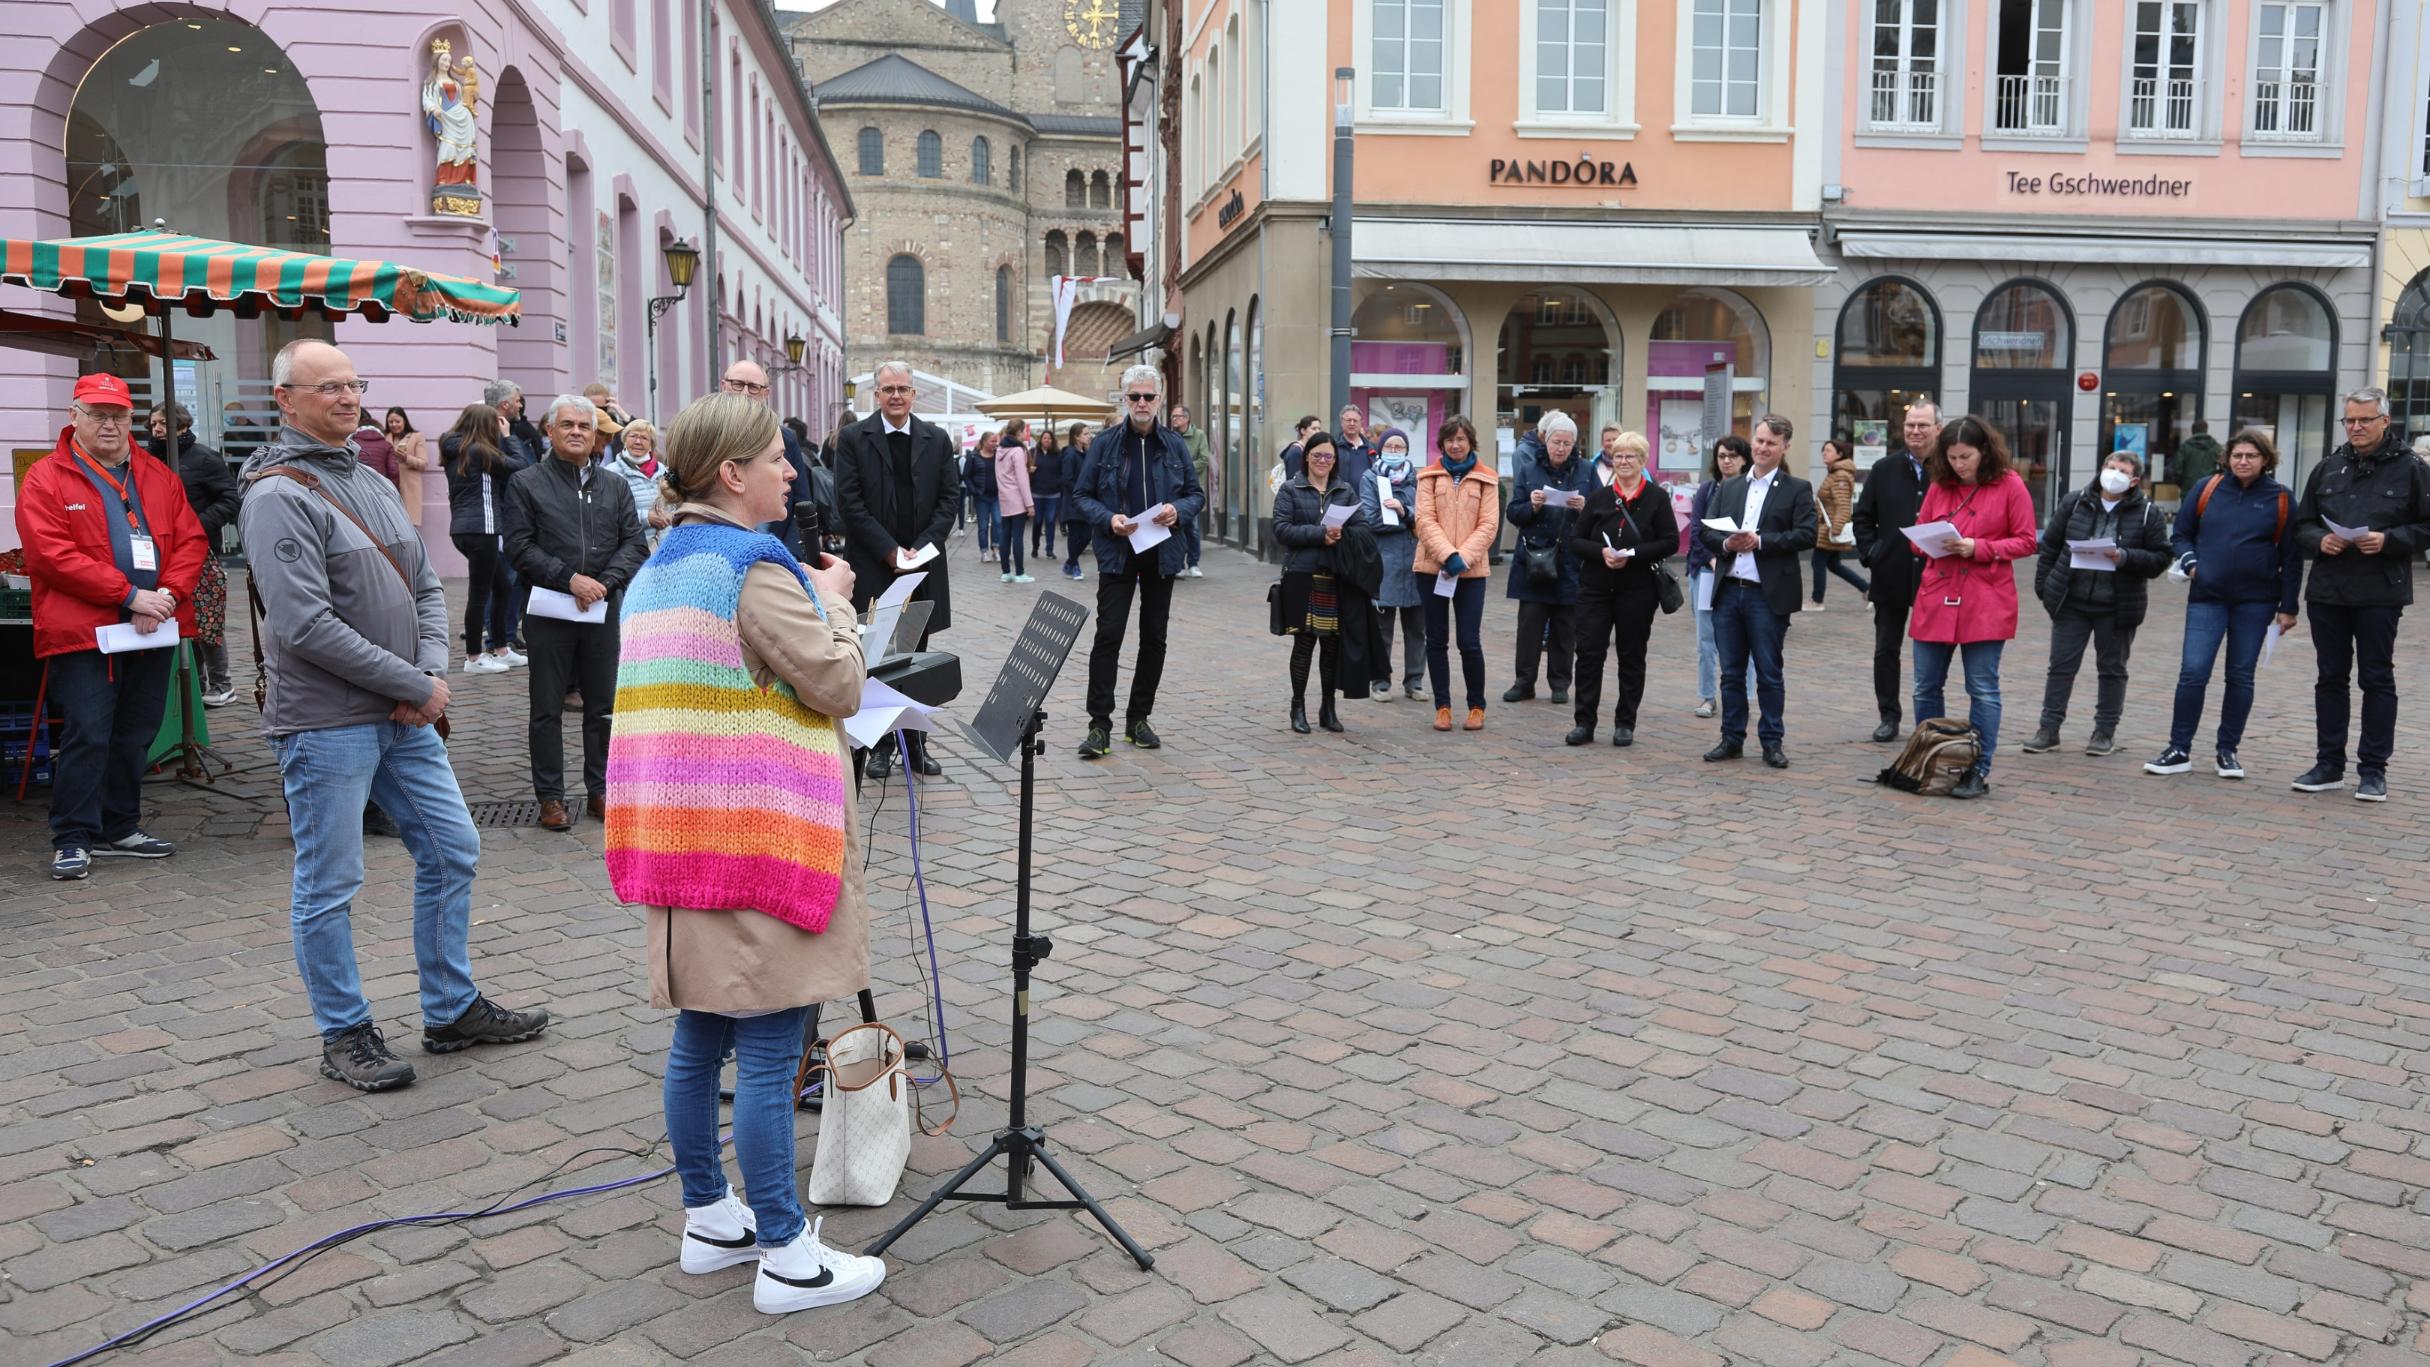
1992, 0, 2070, 134
2126, 1, 2203, 139
1538, 0, 1609, 116
1868, 0, 1940, 131
1372, 0, 1448, 112
2250, 1, 2324, 141
1690, 0, 1764, 119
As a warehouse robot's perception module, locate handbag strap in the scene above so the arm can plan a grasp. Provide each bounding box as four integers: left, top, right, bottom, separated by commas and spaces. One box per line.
795, 1021, 961, 1136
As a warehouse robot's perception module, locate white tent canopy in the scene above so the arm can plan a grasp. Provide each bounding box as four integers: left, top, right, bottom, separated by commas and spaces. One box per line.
849, 367, 995, 438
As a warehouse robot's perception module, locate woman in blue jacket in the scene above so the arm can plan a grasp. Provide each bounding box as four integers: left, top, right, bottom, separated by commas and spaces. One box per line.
1502, 411, 1595, 704
1359, 427, 1426, 700
1686, 435, 1754, 718
2145, 429, 2303, 780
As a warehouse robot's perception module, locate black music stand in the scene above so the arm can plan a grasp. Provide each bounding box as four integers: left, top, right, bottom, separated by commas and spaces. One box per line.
865, 593, 1152, 1270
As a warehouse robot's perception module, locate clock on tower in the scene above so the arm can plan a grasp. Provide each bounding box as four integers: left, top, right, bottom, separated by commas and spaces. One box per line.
1064, 0, 1118, 49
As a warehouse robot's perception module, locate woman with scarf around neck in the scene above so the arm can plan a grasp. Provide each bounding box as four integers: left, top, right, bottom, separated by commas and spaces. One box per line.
1504, 411, 1595, 705
610, 418, 669, 544
1566, 431, 1677, 746
1273, 432, 1368, 733
1360, 427, 1427, 700
1908, 414, 2041, 799
1413, 416, 1501, 731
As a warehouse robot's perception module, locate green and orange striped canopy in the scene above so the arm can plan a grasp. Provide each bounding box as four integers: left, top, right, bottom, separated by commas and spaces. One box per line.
0, 230, 519, 325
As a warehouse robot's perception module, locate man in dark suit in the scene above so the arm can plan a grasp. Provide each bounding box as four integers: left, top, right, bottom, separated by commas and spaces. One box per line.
1851, 399, 1938, 742
1698, 415, 1817, 769
833, 360, 959, 778
721, 361, 829, 557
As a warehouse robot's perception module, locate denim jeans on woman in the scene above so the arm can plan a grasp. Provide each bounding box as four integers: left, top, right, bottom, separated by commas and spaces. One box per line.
664, 1007, 812, 1247
1031, 494, 1060, 555
1913, 639, 2005, 778
1421, 574, 1488, 711
999, 513, 1029, 575
2167, 600, 2275, 753
1689, 569, 1753, 701
974, 494, 999, 554
270, 720, 480, 1039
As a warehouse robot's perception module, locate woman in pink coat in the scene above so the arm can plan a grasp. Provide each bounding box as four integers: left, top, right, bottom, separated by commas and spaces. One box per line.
995, 420, 1036, 583
1908, 413, 2041, 798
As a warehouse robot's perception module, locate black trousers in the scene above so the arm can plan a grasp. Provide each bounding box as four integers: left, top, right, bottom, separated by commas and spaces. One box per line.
1872, 595, 1913, 723
451, 533, 512, 657
1572, 582, 1660, 731
1513, 600, 1576, 691
525, 614, 618, 802
2038, 603, 2136, 733
2309, 602, 2402, 774
1086, 551, 1174, 732
1289, 632, 1339, 706
48, 647, 172, 851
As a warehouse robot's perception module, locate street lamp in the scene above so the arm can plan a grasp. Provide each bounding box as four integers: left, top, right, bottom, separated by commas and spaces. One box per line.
646, 237, 702, 417
1329, 67, 1355, 427
784, 333, 807, 367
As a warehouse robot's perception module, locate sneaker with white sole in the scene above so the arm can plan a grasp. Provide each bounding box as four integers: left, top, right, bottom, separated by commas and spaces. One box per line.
200, 685, 238, 708
50, 846, 90, 880
2215, 750, 2245, 780
754, 1218, 885, 1314
680, 1187, 761, 1274
2290, 764, 2346, 792
96, 830, 175, 859
465, 654, 509, 674
2356, 772, 2388, 802
1188, 566, 1203, 578
2143, 747, 2192, 776
498, 647, 529, 667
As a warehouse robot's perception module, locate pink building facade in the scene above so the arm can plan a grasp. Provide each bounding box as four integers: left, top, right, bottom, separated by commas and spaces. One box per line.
0, 0, 850, 568
1814, 0, 2390, 517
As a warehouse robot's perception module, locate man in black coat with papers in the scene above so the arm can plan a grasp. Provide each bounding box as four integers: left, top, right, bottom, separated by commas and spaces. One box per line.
1852, 399, 1937, 742
832, 361, 959, 777
1697, 415, 1816, 770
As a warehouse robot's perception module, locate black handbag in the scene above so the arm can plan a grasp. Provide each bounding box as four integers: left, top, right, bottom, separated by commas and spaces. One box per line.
1519, 538, 1561, 588
1617, 489, 1686, 615
1266, 582, 1288, 636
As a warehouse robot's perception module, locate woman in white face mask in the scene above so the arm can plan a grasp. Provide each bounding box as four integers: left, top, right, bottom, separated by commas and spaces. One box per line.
2021, 451, 2174, 760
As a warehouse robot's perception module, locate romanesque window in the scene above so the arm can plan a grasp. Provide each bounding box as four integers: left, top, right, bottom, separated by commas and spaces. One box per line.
917, 130, 942, 177
858, 127, 884, 175
1008, 145, 1022, 189
1065, 169, 1087, 208
1075, 231, 1100, 277
971, 136, 992, 184
1090, 171, 1111, 208
887, 255, 925, 334
1045, 231, 1068, 277
996, 266, 1012, 342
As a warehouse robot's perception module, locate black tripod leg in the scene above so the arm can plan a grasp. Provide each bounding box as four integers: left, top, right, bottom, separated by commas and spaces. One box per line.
1030, 1144, 1155, 1270
863, 1134, 1013, 1259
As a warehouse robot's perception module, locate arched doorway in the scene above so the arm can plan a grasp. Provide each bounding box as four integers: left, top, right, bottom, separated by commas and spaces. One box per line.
63, 16, 332, 441
2233, 284, 2337, 490
1834, 277, 1942, 478
1350, 284, 1468, 467
2100, 282, 2204, 488
1496, 289, 1617, 469
1972, 278, 2074, 519
1651, 289, 1771, 477
2390, 271, 2430, 445
492, 67, 556, 393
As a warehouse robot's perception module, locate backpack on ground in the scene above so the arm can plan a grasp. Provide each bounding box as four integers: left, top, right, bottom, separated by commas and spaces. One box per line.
1877, 718, 1980, 796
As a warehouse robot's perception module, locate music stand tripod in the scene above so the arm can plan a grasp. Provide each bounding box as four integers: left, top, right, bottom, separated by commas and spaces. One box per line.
866, 597, 1151, 1269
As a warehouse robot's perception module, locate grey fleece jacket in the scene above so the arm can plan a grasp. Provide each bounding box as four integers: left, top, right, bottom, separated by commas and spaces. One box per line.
237, 427, 451, 737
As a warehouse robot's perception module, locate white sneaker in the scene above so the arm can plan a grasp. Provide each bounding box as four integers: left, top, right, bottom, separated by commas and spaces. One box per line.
679, 1187, 760, 1274
498, 647, 529, 667
1013, 574, 1036, 583
200, 685, 238, 708
1000, 572, 1014, 583
754, 1218, 885, 1314
464, 654, 509, 674
1188, 566, 1204, 578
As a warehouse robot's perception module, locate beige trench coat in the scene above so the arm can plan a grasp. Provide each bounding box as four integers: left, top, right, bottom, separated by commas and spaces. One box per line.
642, 505, 872, 1014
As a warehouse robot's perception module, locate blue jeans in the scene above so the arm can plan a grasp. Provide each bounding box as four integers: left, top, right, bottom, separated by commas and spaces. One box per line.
498, 542, 525, 648
1810, 549, 1870, 602
665, 1007, 811, 1247
1913, 639, 2005, 778
46, 647, 173, 852
1420, 574, 1487, 710
270, 721, 480, 1039
2168, 600, 2276, 753
1711, 581, 1789, 747
1690, 570, 1754, 701
999, 514, 1028, 574
1032, 495, 1061, 555
1182, 517, 1203, 567
974, 494, 999, 552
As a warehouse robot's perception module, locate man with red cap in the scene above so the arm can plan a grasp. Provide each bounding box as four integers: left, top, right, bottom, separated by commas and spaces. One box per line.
15, 372, 209, 880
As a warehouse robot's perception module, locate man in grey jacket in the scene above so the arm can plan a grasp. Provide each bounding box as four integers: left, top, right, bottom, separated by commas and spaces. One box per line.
241, 339, 549, 1092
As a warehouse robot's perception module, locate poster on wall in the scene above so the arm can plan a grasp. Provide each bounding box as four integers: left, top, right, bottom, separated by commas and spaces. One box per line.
1495, 422, 1518, 477
1659, 400, 1707, 470
597, 211, 617, 382
1367, 395, 1429, 445
2113, 423, 2148, 458
1853, 420, 1889, 470
1701, 363, 1734, 449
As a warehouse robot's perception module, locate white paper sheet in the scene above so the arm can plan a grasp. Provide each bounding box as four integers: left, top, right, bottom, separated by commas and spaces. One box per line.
876, 571, 927, 610
2067, 537, 2119, 571
1693, 570, 1716, 613
1374, 474, 1400, 527
526, 587, 608, 623
900, 543, 940, 569
2324, 517, 2372, 543
96, 620, 180, 654
1700, 516, 1743, 534
862, 571, 930, 662
1902, 521, 1962, 558
2259, 621, 2283, 667
1321, 502, 1358, 530
842, 676, 939, 750
1433, 571, 1458, 598
1125, 510, 1173, 553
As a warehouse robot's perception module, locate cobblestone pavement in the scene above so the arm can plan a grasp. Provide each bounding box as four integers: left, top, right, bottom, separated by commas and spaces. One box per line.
4, 530, 2428, 1367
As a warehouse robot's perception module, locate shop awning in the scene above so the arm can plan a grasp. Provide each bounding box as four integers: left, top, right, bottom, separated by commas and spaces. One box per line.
1353, 219, 1833, 287
0, 308, 216, 362
0, 231, 520, 324
1106, 320, 1171, 361
1832, 229, 2371, 271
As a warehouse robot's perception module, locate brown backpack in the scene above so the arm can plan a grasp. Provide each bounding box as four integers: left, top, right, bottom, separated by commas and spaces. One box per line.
2194, 474, 2288, 542
1876, 718, 1980, 797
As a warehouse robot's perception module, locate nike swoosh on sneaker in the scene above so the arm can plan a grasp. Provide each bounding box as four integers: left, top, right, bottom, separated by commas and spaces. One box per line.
761, 1266, 835, 1289
689, 1230, 755, 1250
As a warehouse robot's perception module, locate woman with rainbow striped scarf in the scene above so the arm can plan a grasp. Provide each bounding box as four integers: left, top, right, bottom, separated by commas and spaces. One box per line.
604, 392, 888, 1316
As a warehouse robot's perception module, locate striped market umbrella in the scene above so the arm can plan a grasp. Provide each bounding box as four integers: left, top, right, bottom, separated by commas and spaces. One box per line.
0, 229, 520, 325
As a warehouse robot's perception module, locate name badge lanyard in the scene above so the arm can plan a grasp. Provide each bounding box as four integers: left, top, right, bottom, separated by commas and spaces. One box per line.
77, 451, 159, 577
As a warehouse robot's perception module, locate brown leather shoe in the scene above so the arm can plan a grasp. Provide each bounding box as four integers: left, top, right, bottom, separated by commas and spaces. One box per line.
585, 794, 607, 820
1464, 708, 1486, 731
537, 799, 572, 831
1433, 707, 1454, 732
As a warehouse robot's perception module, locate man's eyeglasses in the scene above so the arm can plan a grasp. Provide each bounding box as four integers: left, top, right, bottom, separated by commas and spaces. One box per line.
2342, 416, 2387, 427
280, 380, 370, 397
72, 406, 130, 427
875, 385, 914, 397
723, 380, 772, 396
1126, 393, 1159, 403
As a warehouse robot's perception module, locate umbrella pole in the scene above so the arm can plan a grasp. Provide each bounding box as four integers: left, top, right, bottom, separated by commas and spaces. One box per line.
153, 303, 213, 785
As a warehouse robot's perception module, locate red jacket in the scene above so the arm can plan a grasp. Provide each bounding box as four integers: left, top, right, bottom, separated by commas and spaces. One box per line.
14, 426, 207, 659
1907, 471, 2040, 645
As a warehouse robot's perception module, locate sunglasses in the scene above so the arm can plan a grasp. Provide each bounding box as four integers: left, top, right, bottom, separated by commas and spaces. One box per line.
1126, 393, 1159, 403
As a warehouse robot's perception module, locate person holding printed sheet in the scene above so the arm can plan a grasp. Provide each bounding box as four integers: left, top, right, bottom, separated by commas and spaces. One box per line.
2023, 450, 2171, 758
1566, 431, 1676, 747
1272, 432, 1368, 734
1361, 426, 1427, 700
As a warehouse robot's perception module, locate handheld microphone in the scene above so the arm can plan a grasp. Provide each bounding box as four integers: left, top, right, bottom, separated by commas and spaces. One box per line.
792, 499, 825, 565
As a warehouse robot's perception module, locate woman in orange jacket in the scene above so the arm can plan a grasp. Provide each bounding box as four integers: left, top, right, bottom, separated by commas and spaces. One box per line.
1412, 415, 1501, 731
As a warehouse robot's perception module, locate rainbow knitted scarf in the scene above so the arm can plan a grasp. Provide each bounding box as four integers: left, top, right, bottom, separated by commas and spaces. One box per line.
604, 522, 849, 931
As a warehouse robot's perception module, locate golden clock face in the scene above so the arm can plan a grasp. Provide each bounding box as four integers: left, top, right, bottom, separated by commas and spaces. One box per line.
1065, 0, 1118, 49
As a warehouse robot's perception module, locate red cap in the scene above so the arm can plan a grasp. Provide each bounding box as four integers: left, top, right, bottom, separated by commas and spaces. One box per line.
72, 373, 134, 409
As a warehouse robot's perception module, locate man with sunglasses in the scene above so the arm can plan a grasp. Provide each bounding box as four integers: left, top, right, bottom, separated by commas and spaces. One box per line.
1072, 365, 1205, 759
17, 372, 210, 881
833, 360, 959, 778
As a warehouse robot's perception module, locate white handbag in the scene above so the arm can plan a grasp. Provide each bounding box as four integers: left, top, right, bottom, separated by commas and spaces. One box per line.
803, 1023, 956, 1207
